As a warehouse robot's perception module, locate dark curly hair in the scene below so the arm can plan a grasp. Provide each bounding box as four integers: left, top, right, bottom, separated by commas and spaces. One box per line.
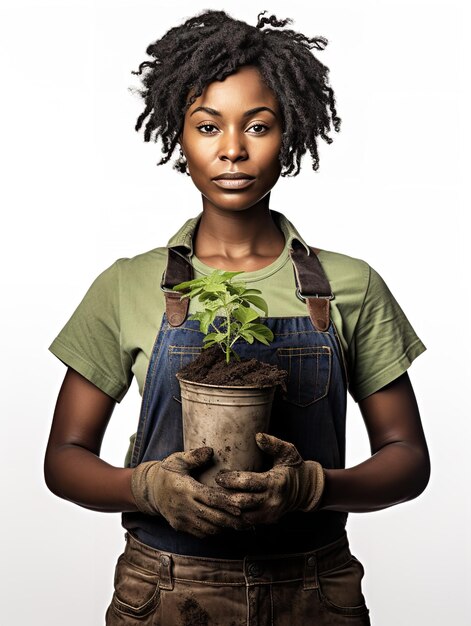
132, 10, 340, 176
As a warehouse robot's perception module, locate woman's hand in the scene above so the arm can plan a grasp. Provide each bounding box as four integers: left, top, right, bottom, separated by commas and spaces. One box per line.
215, 433, 325, 525
131, 448, 251, 538
45, 367, 253, 536
216, 372, 430, 520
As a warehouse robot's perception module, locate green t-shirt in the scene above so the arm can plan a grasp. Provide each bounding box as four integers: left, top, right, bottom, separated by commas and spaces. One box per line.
49, 211, 425, 403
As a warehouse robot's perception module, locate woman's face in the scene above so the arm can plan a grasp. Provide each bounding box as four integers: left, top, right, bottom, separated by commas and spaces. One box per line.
181, 65, 283, 214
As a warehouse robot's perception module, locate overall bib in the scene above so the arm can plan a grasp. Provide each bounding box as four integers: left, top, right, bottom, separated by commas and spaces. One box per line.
108, 236, 371, 625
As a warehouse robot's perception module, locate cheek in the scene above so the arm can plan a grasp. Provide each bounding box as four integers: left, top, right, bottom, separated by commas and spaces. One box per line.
181, 130, 206, 167
185, 145, 215, 177
259, 147, 282, 178
190, 147, 209, 166
259, 134, 282, 167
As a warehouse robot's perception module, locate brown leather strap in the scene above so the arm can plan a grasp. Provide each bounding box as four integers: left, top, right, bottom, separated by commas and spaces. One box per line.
163, 240, 333, 331
289, 240, 333, 332
161, 247, 193, 327
164, 291, 190, 327
306, 298, 330, 333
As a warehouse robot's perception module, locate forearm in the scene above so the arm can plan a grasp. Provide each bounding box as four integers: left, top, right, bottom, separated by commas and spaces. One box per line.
44, 444, 138, 513
319, 441, 430, 513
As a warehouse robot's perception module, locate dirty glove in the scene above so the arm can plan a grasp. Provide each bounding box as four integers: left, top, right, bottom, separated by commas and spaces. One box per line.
215, 433, 325, 526
131, 447, 248, 538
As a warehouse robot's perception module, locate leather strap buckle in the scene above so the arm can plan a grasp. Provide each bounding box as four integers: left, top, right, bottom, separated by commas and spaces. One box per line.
295, 289, 334, 303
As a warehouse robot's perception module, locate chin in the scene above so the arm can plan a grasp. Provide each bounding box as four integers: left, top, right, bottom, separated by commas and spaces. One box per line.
205, 198, 269, 213
203, 188, 275, 213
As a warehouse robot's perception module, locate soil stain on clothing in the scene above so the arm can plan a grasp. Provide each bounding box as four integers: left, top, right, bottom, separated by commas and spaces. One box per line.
179, 596, 210, 626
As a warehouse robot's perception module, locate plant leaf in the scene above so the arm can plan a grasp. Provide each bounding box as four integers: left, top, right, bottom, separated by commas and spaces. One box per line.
173, 277, 206, 292
203, 332, 226, 343
189, 310, 216, 334
252, 334, 271, 346
210, 270, 244, 283
227, 283, 247, 296
247, 324, 274, 342
241, 294, 269, 316
185, 287, 204, 299
174, 269, 274, 362
238, 330, 255, 344
249, 323, 273, 336
202, 340, 216, 349
240, 288, 263, 296
204, 284, 228, 294
233, 305, 259, 325
200, 298, 223, 311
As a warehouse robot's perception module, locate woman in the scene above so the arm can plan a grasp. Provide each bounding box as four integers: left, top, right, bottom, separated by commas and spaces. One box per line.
45, 10, 430, 625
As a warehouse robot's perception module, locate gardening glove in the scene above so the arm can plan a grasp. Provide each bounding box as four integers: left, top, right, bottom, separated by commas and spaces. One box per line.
215, 433, 325, 526
131, 447, 249, 538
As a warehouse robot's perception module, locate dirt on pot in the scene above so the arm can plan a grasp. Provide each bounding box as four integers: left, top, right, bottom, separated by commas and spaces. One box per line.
178, 345, 287, 388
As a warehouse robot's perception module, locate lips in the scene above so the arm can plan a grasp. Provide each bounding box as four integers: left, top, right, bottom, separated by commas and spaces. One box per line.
212, 172, 256, 190
213, 172, 255, 180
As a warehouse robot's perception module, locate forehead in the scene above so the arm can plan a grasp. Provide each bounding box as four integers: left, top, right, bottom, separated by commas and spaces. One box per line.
188, 65, 279, 113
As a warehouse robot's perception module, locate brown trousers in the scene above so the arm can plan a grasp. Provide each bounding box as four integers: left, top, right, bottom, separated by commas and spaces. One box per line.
106, 532, 371, 625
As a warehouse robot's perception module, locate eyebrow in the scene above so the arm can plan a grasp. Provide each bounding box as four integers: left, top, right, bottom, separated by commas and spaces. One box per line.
190, 106, 277, 118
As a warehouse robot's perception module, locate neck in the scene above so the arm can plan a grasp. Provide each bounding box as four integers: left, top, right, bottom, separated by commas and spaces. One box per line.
193, 197, 285, 272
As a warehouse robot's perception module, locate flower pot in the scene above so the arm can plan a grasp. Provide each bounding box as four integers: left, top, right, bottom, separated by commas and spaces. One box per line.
176, 374, 275, 486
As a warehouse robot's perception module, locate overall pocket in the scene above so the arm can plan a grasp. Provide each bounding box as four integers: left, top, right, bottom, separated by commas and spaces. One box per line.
168, 345, 202, 401
317, 555, 369, 618
277, 346, 332, 407
110, 554, 161, 619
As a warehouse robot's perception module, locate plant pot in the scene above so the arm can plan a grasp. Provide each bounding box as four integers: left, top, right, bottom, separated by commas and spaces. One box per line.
176, 374, 276, 486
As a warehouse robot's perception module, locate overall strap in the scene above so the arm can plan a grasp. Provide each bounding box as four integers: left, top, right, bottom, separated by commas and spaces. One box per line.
289, 240, 334, 332
161, 247, 194, 327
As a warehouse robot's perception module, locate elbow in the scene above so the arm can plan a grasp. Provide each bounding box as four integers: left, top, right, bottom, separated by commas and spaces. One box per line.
406, 447, 431, 502
43, 448, 64, 499
43, 456, 57, 496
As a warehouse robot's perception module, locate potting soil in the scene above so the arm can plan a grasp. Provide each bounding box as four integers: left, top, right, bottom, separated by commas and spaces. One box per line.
178, 345, 287, 388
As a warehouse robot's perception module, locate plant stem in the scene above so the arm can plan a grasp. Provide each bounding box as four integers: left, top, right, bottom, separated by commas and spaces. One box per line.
226, 306, 231, 364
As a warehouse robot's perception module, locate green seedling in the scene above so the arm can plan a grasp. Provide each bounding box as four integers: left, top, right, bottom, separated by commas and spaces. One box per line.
173, 270, 274, 364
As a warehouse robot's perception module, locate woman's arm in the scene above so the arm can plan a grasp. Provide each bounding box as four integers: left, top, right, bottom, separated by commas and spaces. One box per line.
44, 368, 138, 512
319, 372, 431, 512
44, 368, 251, 536
213, 372, 431, 524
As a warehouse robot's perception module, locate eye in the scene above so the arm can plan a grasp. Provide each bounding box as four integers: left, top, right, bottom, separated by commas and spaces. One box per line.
196, 123, 219, 135
247, 123, 269, 135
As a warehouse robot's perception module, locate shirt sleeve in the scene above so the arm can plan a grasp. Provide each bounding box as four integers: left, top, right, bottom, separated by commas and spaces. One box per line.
49, 260, 133, 402
348, 266, 426, 402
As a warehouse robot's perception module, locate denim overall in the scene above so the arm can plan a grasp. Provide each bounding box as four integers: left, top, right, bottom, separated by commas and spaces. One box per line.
122, 238, 349, 559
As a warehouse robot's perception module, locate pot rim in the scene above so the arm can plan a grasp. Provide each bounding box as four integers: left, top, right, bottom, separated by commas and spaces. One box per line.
176, 373, 276, 390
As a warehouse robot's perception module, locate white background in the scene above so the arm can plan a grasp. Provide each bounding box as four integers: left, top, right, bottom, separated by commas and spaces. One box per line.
1, 0, 469, 624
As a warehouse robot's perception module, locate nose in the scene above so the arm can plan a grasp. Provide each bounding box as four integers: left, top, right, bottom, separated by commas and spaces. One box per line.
218, 128, 248, 163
